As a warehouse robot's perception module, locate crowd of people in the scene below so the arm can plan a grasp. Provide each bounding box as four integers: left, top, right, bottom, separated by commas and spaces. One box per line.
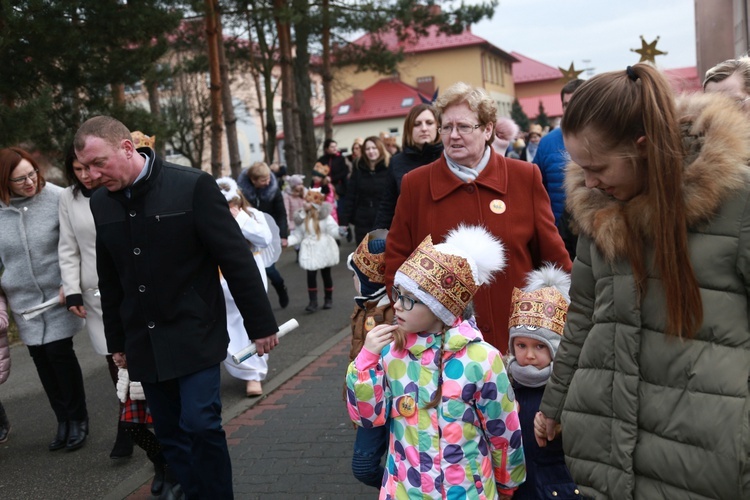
1, 58, 750, 499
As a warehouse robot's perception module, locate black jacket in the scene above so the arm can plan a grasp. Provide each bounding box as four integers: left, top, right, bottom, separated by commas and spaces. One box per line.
338, 158, 389, 233
317, 152, 349, 198
372, 142, 443, 229
91, 150, 277, 382
236, 170, 289, 238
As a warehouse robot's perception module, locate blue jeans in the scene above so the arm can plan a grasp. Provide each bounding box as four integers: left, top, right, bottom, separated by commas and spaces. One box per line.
352, 425, 388, 488
142, 364, 232, 499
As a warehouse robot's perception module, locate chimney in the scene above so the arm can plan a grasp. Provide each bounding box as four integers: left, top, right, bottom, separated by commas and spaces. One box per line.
353, 89, 364, 112
417, 76, 435, 98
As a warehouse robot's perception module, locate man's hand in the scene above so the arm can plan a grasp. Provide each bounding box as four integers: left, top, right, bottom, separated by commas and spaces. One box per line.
280, 238, 288, 248
254, 333, 278, 356
68, 305, 87, 318
113, 352, 127, 369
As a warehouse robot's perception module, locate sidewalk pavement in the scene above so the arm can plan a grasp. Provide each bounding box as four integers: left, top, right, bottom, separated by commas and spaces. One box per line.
109, 326, 374, 499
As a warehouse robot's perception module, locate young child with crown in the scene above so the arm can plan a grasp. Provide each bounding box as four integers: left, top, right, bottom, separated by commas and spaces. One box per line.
345, 229, 392, 488
346, 224, 525, 499
506, 265, 580, 499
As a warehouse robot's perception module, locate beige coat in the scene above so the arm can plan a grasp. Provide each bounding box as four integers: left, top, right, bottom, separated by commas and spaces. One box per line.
58, 187, 107, 354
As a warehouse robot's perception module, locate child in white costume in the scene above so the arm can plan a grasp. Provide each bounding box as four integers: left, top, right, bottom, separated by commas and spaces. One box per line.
216, 177, 278, 396
287, 188, 340, 312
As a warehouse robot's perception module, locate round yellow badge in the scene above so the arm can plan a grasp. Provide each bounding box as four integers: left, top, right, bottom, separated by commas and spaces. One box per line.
490, 199, 506, 214
396, 395, 416, 418
364, 316, 376, 331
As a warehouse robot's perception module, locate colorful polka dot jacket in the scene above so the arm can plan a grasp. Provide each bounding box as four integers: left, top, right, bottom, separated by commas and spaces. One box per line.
346, 318, 526, 499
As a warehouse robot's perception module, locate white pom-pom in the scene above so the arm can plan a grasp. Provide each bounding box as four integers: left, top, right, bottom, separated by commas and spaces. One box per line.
523, 263, 571, 303
441, 224, 506, 286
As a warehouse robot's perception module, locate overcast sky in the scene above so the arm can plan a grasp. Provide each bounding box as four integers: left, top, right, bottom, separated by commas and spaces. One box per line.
471, 0, 696, 76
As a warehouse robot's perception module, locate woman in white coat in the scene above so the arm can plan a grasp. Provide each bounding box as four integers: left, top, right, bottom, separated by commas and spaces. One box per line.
216, 177, 278, 397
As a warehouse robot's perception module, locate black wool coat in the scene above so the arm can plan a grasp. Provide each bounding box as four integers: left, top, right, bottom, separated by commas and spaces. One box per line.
91, 150, 278, 382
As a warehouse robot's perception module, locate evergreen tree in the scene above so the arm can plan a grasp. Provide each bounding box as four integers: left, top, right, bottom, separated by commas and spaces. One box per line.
511, 99, 530, 133
536, 101, 550, 130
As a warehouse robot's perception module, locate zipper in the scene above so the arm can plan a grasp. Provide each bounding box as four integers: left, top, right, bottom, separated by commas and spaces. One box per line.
155, 211, 185, 222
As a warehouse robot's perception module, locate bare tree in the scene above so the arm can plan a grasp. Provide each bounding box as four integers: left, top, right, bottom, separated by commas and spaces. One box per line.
205, 0, 224, 177
273, 0, 301, 173
163, 68, 211, 170
214, 0, 242, 178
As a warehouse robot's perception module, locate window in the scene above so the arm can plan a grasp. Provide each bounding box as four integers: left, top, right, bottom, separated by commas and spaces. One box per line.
250, 143, 255, 153
401, 97, 414, 107
338, 104, 350, 115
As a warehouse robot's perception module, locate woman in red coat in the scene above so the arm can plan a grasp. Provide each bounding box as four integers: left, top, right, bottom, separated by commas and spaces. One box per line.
385, 82, 572, 351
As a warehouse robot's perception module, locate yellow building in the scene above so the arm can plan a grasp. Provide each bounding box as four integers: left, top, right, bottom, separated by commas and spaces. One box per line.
334, 26, 517, 115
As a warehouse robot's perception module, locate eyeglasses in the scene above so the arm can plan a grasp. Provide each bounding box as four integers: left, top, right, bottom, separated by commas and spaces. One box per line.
9, 169, 38, 185
438, 123, 482, 136
391, 286, 423, 311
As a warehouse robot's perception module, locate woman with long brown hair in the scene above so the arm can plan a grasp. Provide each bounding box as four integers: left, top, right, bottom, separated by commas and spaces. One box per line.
338, 136, 391, 244
537, 63, 750, 498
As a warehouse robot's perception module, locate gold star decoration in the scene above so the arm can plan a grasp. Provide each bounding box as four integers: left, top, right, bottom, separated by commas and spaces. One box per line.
631, 35, 667, 64
558, 62, 584, 81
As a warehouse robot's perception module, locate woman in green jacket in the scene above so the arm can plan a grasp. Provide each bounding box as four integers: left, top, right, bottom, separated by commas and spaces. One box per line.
537, 63, 750, 499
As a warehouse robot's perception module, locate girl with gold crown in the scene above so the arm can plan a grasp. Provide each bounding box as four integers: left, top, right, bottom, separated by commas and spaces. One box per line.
346, 224, 525, 499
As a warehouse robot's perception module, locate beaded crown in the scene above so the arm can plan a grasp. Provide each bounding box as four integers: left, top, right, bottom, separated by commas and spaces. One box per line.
508, 286, 568, 336
399, 234, 477, 321
351, 233, 386, 284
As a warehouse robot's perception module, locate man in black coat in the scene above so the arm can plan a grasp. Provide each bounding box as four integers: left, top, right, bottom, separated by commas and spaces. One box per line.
75, 116, 278, 499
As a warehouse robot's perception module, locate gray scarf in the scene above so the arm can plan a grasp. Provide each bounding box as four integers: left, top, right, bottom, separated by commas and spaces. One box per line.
507, 357, 552, 388
444, 146, 491, 182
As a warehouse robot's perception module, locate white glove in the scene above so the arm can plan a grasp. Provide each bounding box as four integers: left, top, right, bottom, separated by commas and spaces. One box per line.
129, 381, 146, 401
116, 368, 130, 403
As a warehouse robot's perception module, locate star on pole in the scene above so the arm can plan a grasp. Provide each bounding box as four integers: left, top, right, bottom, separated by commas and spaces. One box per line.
631, 35, 667, 64
558, 62, 584, 81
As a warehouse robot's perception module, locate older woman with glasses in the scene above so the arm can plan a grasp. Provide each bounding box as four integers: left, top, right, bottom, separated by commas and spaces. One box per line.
385, 82, 572, 352
0, 147, 89, 451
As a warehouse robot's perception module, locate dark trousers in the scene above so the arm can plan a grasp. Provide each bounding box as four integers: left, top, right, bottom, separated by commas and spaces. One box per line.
142, 364, 232, 500
352, 425, 388, 488
27, 337, 87, 422
265, 263, 284, 287
306, 267, 333, 290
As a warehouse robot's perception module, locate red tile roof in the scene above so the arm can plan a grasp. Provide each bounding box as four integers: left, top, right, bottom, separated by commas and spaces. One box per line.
512, 52, 563, 83
664, 66, 701, 94
518, 94, 563, 119
351, 25, 517, 61
312, 78, 423, 126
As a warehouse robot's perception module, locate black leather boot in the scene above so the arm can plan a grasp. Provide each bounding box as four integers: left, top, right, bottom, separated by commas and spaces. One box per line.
323, 288, 333, 309
149, 452, 168, 496
110, 420, 134, 459
66, 419, 88, 451
48, 421, 69, 451
305, 290, 318, 313
0, 403, 10, 444
273, 281, 289, 309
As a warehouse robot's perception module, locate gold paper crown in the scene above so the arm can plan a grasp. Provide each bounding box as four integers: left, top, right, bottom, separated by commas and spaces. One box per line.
508, 287, 568, 336
305, 188, 325, 205
131, 131, 155, 149
312, 162, 330, 176
399, 234, 477, 320
352, 233, 386, 284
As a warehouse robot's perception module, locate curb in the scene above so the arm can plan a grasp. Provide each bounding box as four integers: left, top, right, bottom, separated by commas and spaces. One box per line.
103, 326, 352, 500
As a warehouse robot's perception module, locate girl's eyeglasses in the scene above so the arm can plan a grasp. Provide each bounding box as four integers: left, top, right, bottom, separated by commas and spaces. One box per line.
391, 286, 423, 311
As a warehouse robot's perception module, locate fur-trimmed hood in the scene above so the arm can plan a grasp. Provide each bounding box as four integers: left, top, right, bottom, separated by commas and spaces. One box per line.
565, 92, 750, 262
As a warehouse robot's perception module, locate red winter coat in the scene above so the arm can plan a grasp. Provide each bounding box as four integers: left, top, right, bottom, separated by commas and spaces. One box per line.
385, 149, 571, 352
